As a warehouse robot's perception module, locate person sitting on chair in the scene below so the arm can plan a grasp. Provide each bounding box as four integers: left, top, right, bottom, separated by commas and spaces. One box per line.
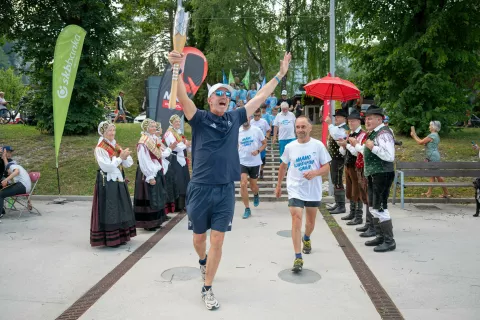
1, 146, 32, 218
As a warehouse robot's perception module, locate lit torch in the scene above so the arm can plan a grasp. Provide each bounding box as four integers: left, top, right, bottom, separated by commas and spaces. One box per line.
169, 0, 190, 109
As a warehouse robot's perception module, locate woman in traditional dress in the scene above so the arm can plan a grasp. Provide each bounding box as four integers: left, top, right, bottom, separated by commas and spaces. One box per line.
155, 122, 179, 218
164, 114, 191, 213
134, 118, 172, 231
90, 121, 136, 247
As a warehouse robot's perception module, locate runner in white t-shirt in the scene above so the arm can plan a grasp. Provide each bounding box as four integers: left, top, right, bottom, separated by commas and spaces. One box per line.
250, 109, 271, 179
273, 102, 296, 163
238, 122, 267, 219
275, 116, 331, 272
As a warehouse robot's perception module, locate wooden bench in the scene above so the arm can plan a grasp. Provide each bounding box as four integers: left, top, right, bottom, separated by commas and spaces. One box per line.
392, 162, 480, 209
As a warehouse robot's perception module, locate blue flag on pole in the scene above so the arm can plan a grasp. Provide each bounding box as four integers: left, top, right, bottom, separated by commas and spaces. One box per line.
222, 70, 228, 84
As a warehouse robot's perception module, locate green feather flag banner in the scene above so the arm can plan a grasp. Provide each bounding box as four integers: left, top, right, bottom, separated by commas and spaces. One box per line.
242, 68, 250, 89
228, 69, 235, 85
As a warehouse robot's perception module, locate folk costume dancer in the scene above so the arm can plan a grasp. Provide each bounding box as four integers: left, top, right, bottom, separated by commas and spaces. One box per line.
238, 120, 267, 218
338, 110, 367, 225
167, 49, 291, 310
362, 105, 396, 252
156, 122, 179, 218
90, 121, 136, 247
275, 117, 331, 272
348, 128, 376, 237
164, 114, 191, 213
325, 109, 349, 214
134, 119, 172, 231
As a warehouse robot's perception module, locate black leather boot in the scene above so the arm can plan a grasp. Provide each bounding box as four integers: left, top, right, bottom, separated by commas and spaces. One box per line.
326, 203, 338, 211
365, 218, 383, 246
330, 189, 346, 214
374, 220, 396, 252
347, 201, 363, 225
341, 202, 355, 220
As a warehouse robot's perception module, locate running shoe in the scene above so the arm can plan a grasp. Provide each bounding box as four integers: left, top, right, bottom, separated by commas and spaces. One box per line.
202, 288, 220, 310
243, 208, 251, 219
292, 258, 304, 273
253, 194, 260, 207
302, 239, 312, 254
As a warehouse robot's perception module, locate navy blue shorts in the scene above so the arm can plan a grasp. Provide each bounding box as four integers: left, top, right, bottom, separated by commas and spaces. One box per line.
186, 182, 235, 234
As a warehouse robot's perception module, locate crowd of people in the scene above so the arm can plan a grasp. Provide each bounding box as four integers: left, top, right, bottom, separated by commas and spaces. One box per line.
1, 48, 461, 313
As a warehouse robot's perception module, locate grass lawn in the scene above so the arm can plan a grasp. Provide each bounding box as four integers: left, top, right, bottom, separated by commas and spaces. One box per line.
1, 123, 478, 198
1, 123, 192, 196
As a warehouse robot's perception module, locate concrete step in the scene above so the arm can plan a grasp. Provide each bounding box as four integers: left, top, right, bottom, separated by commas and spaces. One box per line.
235, 181, 286, 187
235, 187, 287, 195
235, 195, 288, 202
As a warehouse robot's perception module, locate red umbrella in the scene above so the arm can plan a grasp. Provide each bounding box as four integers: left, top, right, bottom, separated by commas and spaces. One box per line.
304, 73, 360, 101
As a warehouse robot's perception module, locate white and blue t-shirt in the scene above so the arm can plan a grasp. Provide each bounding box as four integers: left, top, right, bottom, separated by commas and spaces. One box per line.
281, 138, 332, 201
273, 111, 296, 140
238, 126, 265, 167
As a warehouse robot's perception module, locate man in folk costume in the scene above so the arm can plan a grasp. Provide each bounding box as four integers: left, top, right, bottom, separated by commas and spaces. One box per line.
156, 122, 179, 218
361, 105, 396, 252
134, 118, 173, 231
90, 121, 136, 247
338, 110, 367, 225
324, 109, 349, 214
348, 126, 376, 238
164, 114, 191, 213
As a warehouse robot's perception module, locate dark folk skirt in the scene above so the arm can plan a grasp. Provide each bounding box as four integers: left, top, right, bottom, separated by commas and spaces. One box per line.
90, 170, 136, 247
134, 167, 167, 228
171, 150, 190, 211
164, 154, 179, 213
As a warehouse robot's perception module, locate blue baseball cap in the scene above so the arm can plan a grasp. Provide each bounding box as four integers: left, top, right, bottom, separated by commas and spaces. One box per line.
2, 146, 14, 152
383, 116, 390, 123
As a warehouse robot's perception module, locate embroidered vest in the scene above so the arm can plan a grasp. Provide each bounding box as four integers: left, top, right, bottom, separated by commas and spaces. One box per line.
327, 123, 349, 160
97, 139, 122, 159
345, 129, 364, 167
355, 133, 368, 169
138, 134, 163, 160
364, 126, 395, 177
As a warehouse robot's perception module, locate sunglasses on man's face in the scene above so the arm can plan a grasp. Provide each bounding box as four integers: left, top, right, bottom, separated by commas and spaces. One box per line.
215, 90, 231, 98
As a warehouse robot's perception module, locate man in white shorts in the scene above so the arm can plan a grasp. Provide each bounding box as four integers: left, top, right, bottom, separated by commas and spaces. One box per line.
275, 116, 331, 272
238, 121, 267, 218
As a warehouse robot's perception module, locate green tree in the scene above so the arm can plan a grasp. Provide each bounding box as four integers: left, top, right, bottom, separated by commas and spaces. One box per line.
0, 68, 28, 104
6, 0, 128, 134
345, 0, 480, 135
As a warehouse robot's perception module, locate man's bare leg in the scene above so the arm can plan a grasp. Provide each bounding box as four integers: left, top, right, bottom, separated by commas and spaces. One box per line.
304, 207, 317, 237
249, 178, 259, 197
290, 207, 303, 254
290, 206, 304, 272
193, 232, 207, 260
240, 173, 250, 208
204, 230, 225, 286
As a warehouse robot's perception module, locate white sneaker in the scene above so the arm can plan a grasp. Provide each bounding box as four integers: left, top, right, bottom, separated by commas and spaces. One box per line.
200, 264, 206, 281
202, 288, 220, 310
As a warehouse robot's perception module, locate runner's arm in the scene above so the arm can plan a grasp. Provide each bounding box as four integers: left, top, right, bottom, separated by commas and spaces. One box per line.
168, 51, 197, 120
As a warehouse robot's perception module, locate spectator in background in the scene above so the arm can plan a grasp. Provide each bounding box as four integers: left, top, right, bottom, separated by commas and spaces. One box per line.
113, 91, 127, 123
228, 83, 238, 112
0, 92, 8, 107
265, 92, 277, 114
247, 83, 257, 101
250, 108, 271, 179
276, 90, 292, 112
383, 116, 403, 146
270, 107, 279, 137
1, 147, 32, 218
237, 83, 248, 103
295, 100, 304, 118
410, 121, 451, 198
273, 102, 296, 163
0, 146, 15, 183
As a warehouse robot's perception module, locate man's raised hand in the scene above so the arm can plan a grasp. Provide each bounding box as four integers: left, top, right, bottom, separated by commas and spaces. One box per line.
278, 52, 292, 77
